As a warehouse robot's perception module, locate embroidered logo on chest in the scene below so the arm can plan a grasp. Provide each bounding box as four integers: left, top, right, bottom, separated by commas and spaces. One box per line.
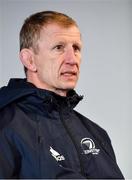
81, 138, 100, 155
50, 146, 65, 162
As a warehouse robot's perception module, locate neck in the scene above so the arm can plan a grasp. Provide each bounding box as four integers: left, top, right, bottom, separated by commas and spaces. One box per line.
27, 74, 67, 97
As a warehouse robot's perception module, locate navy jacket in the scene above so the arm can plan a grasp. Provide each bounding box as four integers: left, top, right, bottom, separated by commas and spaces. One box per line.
0, 79, 124, 179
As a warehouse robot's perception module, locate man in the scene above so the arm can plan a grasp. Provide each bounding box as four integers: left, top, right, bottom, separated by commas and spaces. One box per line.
0, 11, 124, 179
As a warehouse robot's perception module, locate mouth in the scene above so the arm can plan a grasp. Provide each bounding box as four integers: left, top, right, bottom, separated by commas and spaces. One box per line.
60, 71, 77, 77
60, 71, 78, 83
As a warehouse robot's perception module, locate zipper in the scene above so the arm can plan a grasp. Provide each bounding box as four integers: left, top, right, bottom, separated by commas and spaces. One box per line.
59, 108, 86, 178
37, 120, 43, 178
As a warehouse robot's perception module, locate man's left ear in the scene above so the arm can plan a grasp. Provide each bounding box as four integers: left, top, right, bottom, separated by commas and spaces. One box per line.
19, 48, 37, 72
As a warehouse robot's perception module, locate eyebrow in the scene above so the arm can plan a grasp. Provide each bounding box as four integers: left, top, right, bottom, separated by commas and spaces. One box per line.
54, 40, 82, 46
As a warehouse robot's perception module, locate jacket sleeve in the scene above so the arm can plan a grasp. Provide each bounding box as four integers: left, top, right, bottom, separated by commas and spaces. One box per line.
101, 129, 117, 160
0, 128, 21, 178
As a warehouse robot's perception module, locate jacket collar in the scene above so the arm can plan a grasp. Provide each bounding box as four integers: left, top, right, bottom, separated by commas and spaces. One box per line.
0, 78, 83, 109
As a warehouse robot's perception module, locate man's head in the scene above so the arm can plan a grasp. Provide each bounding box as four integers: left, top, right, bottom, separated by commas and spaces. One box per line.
19, 11, 82, 96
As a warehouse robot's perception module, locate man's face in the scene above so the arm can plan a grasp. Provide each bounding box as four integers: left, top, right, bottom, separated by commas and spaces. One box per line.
32, 23, 82, 95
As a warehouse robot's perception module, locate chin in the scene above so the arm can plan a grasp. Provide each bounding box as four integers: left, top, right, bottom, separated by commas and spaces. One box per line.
62, 83, 77, 90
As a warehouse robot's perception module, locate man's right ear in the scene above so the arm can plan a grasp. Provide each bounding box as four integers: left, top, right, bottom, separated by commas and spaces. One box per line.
19, 49, 37, 72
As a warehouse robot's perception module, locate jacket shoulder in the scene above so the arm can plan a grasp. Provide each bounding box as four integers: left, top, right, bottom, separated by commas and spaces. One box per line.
0, 103, 16, 130
74, 110, 108, 137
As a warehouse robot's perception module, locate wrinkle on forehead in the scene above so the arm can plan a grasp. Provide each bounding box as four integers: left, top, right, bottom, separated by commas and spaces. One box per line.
41, 24, 81, 38
37, 24, 82, 49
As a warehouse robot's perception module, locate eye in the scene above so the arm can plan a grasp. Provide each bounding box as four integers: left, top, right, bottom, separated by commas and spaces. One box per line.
73, 44, 81, 52
54, 44, 64, 51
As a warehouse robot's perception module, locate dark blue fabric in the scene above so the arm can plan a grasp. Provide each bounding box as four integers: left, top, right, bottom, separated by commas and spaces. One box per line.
0, 79, 124, 179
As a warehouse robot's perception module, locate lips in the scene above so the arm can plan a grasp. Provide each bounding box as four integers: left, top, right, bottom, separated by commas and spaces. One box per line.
61, 71, 77, 76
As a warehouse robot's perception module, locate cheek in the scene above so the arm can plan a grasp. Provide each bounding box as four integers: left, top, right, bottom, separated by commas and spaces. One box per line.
78, 57, 82, 69
35, 53, 60, 80
41, 61, 59, 82
35, 59, 49, 80
50, 63, 59, 78
78, 54, 82, 63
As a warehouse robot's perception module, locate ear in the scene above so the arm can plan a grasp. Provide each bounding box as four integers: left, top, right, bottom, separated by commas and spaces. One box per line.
19, 49, 37, 72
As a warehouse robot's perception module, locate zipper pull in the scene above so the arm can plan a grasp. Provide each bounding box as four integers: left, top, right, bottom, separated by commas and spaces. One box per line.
38, 136, 43, 144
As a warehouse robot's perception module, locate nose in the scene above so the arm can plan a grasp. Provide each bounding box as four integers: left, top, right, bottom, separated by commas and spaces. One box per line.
64, 47, 77, 65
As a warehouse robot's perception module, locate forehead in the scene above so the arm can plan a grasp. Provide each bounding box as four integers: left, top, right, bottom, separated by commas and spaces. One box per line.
40, 23, 82, 43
